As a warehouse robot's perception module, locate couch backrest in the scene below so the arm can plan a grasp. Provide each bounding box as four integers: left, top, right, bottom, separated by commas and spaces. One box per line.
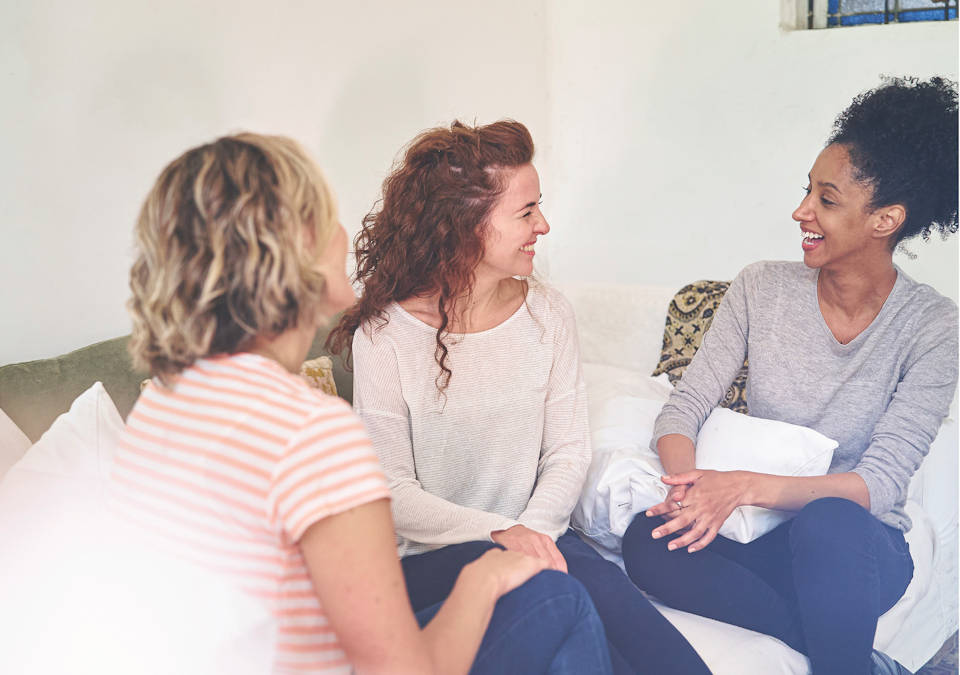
0, 323, 351, 443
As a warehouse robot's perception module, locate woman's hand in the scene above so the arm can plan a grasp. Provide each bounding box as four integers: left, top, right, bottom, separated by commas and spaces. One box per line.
463, 548, 550, 598
490, 525, 568, 573
650, 470, 751, 553
645, 483, 691, 521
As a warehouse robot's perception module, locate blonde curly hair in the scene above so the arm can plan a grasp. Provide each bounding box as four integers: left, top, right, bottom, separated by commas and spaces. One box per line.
128, 132, 338, 383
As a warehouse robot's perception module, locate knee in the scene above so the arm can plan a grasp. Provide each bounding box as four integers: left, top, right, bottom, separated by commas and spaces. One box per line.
789, 497, 870, 552
519, 570, 591, 611
623, 512, 659, 546
622, 514, 667, 584
623, 513, 663, 560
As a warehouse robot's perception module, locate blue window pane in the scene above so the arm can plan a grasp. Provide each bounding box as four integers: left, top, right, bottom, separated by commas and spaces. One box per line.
899, 8, 957, 20
822, 0, 956, 27
840, 13, 886, 24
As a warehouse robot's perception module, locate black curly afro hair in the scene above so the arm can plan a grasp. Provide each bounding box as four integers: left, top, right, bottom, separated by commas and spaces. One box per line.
828, 76, 958, 246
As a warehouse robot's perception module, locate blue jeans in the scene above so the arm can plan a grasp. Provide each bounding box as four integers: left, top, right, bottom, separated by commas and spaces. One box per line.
403, 533, 709, 675
622, 497, 914, 675
414, 568, 612, 675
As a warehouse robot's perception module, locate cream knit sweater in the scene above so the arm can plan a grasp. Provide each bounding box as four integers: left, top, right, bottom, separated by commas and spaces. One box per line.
353, 283, 591, 557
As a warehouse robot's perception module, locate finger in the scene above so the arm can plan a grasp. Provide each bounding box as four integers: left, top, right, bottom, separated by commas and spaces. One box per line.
510, 550, 549, 576
547, 541, 568, 574
667, 519, 709, 551
661, 471, 701, 485
645, 500, 675, 517
539, 536, 566, 573
651, 511, 696, 539
687, 526, 719, 554
522, 536, 554, 568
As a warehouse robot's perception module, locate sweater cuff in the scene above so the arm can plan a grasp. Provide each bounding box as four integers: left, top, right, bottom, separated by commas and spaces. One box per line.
487, 517, 522, 542
850, 466, 895, 518
517, 515, 571, 541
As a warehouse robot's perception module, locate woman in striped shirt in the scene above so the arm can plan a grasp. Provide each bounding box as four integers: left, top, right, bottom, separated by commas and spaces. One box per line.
114, 132, 611, 674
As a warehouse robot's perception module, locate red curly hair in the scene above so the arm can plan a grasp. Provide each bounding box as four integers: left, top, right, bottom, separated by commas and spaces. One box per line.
327, 119, 535, 390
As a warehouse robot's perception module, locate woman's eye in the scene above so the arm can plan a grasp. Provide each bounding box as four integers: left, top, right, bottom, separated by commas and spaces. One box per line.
801, 185, 811, 195
820, 197, 835, 207
521, 211, 532, 218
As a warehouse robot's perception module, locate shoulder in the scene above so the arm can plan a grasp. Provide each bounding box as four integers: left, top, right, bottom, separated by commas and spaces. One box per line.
354, 304, 406, 349
893, 269, 959, 339
526, 280, 576, 321
735, 260, 811, 288
727, 261, 814, 310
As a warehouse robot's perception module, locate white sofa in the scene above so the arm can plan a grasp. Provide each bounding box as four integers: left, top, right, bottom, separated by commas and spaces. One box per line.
561, 282, 958, 674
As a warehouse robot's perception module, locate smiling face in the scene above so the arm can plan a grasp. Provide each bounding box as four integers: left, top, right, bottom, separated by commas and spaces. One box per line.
793, 143, 896, 271
476, 163, 549, 280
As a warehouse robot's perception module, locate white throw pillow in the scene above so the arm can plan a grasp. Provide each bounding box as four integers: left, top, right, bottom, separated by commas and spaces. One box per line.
0, 383, 275, 674
5, 381, 123, 485
576, 400, 838, 546
0, 409, 31, 480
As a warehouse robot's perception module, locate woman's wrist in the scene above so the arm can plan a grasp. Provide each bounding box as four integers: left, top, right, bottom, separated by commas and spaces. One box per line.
657, 433, 697, 474
738, 470, 766, 507
459, 557, 505, 603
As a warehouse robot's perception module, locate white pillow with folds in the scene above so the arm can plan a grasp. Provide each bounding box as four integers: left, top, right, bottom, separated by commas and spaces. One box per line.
5, 381, 122, 485
0, 409, 31, 480
576, 401, 839, 546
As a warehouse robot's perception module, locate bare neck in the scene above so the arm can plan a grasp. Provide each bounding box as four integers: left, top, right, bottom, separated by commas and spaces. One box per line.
400, 276, 526, 333
248, 319, 318, 373
818, 257, 898, 321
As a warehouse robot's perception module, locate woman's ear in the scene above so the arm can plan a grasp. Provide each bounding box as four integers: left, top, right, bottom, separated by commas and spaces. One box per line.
873, 204, 906, 241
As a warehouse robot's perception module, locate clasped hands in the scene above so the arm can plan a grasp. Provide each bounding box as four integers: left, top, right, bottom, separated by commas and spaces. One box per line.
645, 469, 751, 553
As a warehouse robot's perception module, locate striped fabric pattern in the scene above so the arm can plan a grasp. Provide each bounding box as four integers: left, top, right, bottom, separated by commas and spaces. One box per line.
111, 352, 390, 673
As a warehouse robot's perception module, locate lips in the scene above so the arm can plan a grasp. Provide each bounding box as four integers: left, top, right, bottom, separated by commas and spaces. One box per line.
801, 229, 823, 251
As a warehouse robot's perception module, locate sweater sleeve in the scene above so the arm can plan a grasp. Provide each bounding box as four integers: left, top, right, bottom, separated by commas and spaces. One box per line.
852, 301, 959, 518
517, 291, 592, 539
352, 325, 519, 546
652, 266, 756, 448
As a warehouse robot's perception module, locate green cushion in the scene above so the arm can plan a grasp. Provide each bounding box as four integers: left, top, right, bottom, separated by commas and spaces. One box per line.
0, 322, 353, 443
0, 336, 146, 443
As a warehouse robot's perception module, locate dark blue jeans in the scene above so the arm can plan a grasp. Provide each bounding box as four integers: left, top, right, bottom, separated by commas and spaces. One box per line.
622, 497, 914, 675
403, 532, 710, 675
414, 568, 612, 675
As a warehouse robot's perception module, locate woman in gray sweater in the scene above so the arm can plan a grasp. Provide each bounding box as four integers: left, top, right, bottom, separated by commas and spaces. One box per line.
622, 77, 958, 675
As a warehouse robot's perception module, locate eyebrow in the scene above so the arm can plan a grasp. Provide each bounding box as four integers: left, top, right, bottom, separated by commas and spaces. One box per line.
809, 173, 842, 194
516, 193, 543, 212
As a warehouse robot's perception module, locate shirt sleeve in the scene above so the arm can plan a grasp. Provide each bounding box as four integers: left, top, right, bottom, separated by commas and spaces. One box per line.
652, 266, 756, 448
352, 325, 520, 546
518, 291, 592, 539
852, 301, 959, 519
269, 397, 391, 543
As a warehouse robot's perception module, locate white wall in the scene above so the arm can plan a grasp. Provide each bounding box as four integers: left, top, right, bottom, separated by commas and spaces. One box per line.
541, 2, 958, 301
0, 0, 548, 364
3, 0, 957, 364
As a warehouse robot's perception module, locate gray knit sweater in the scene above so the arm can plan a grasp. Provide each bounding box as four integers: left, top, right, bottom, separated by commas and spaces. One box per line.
654, 261, 958, 532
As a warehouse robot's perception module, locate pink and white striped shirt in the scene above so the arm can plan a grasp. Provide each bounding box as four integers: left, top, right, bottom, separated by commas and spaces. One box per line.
111, 352, 389, 673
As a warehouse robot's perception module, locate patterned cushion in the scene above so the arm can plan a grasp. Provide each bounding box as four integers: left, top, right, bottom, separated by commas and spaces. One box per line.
651, 280, 749, 414
300, 355, 339, 398
138, 356, 340, 399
